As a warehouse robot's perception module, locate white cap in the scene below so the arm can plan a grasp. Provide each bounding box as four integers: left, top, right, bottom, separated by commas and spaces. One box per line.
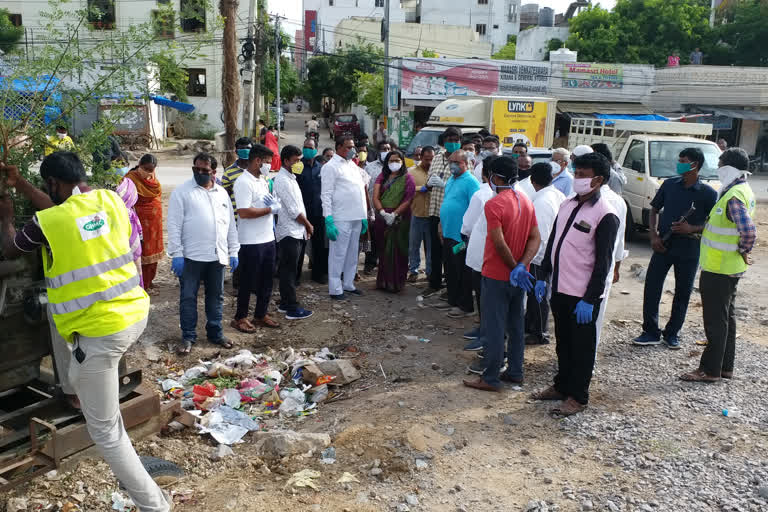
572, 145, 594, 157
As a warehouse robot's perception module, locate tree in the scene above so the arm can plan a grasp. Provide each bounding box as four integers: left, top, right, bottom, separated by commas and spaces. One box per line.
707, 0, 768, 66
263, 57, 300, 104
492, 36, 516, 60
354, 71, 384, 118
0, 9, 22, 54
565, 0, 712, 66
421, 49, 438, 58
543, 38, 564, 61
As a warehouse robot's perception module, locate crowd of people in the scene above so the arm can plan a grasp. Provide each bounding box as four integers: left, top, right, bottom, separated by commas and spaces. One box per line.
0, 117, 758, 511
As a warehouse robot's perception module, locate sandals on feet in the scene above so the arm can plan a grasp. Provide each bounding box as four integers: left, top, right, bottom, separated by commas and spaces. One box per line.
209, 337, 234, 349
177, 340, 192, 354
679, 369, 720, 383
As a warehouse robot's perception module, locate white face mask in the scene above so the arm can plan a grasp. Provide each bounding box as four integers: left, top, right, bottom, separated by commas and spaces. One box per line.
716, 165, 748, 188
573, 177, 596, 196
380, 151, 389, 162
388, 162, 402, 172
57, 132, 67, 139
261, 163, 271, 174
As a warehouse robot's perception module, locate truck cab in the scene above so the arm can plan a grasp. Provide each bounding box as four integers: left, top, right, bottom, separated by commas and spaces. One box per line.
568, 119, 721, 234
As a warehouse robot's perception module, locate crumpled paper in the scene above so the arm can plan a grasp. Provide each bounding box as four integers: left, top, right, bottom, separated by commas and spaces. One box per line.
285, 469, 321, 490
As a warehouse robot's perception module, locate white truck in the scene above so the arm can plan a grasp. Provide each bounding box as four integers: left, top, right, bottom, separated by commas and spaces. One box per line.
404, 95, 558, 165
568, 118, 721, 236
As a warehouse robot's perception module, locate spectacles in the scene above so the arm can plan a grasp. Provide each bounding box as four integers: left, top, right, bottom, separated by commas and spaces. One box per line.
192, 166, 214, 175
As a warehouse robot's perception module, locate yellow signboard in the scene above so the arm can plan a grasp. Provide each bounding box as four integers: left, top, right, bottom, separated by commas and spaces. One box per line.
491, 99, 549, 148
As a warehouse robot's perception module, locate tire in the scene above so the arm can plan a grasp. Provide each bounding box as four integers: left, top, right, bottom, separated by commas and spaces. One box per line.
624, 202, 636, 242
139, 456, 185, 486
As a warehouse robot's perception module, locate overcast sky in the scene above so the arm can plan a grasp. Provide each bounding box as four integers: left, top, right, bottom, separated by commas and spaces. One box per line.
271, 1, 619, 36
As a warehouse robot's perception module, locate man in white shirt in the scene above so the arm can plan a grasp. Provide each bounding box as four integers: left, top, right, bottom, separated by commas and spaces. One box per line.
471, 136, 500, 183
167, 153, 240, 353
524, 162, 567, 345
273, 145, 315, 320
231, 144, 281, 332
321, 136, 369, 299
363, 140, 391, 272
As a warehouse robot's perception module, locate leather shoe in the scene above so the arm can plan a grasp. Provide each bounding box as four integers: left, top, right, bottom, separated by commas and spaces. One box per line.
530, 386, 565, 401
255, 315, 280, 328
462, 378, 500, 392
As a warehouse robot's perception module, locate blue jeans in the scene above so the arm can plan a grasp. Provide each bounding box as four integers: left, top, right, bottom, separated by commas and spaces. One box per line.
481, 276, 525, 387
179, 259, 225, 342
408, 216, 432, 275
642, 239, 699, 339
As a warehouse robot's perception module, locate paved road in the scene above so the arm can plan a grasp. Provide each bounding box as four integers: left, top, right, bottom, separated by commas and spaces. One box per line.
156, 112, 315, 189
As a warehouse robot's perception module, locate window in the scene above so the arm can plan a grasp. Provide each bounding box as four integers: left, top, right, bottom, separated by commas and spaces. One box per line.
8, 14, 22, 27
186, 68, 207, 97
329, 0, 334, 5
87, 0, 116, 29
622, 140, 646, 172
152, 10, 174, 38
493, 24, 499, 29
180, 0, 206, 33
375, 0, 384, 6
478, 0, 488, 4
475, 23, 486, 35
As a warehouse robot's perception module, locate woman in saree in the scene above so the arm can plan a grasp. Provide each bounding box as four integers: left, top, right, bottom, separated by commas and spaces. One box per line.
115, 177, 144, 288
125, 154, 164, 290
265, 126, 282, 171
372, 150, 415, 292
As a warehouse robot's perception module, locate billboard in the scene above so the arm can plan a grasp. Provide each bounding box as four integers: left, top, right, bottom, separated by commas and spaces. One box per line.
561, 63, 624, 89
491, 99, 551, 148
304, 10, 317, 52
399, 58, 549, 100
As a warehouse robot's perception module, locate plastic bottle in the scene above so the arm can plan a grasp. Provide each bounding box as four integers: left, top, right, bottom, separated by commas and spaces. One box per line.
722, 406, 740, 418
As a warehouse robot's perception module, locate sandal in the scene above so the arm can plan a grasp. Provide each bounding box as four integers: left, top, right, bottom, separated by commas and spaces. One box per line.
551, 397, 587, 417
230, 318, 257, 333
177, 340, 192, 354
530, 386, 565, 401
679, 369, 720, 383
209, 337, 234, 349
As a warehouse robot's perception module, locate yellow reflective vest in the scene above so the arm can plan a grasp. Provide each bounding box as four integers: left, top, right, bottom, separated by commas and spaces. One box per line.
700, 182, 756, 276
36, 189, 149, 342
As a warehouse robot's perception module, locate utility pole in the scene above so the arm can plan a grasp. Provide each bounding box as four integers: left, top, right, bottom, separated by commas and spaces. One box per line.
221, 0, 240, 165
275, 15, 281, 138
382, 0, 390, 122
709, 0, 717, 28
241, 0, 257, 137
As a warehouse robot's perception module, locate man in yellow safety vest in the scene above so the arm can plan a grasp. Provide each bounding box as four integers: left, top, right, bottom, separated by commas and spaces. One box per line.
680, 148, 757, 383
0, 153, 171, 512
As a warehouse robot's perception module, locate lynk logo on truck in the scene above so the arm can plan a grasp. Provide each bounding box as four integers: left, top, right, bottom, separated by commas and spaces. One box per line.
507, 101, 534, 113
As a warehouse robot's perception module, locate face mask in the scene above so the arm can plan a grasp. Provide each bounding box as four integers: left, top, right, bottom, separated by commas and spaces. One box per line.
388, 162, 402, 172
573, 177, 596, 196
57, 132, 67, 139
358, 151, 367, 162
449, 162, 463, 176
676, 162, 692, 175
237, 148, 251, 159
511, 153, 520, 160
479, 150, 493, 160
489, 175, 514, 195
380, 151, 389, 162
291, 161, 304, 175
194, 172, 212, 187
261, 163, 271, 174
445, 142, 460, 153
303, 148, 318, 159
716, 165, 747, 188
345, 148, 357, 161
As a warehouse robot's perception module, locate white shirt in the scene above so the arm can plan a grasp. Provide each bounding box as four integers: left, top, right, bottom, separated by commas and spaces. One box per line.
233, 171, 275, 245
466, 183, 527, 272
530, 185, 567, 265
517, 176, 535, 198
167, 179, 239, 265
321, 154, 367, 221
273, 168, 308, 242
462, 182, 494, 238
601, 185, 628, 265
472, 160, 484, 183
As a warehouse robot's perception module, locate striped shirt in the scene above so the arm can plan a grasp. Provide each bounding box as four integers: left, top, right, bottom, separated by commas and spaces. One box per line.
426, 149, 452, 217
221, 163, 247, 214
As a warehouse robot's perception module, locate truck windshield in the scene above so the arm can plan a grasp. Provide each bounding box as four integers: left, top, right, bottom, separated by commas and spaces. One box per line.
405, 130, 441, 158
649, 141, 720, 180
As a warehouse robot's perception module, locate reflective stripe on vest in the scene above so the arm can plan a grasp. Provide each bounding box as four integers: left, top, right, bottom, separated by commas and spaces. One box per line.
700, 182, 755, 275
703, 223, 739, 237
45, 250, 134, 289
701, 237, 739, 252
47, 274, 140, 315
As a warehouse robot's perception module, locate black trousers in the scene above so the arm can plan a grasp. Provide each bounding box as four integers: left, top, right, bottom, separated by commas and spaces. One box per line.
524, 263, 550, 341
364, 235, 378, 270
428, 216, 443, 290
551, 293, 602, 405
699, 271, 739, 376
442, 238, 474, 313
309, 215, 328, 282
235, 242, 276, 320
278, 237, 305, 311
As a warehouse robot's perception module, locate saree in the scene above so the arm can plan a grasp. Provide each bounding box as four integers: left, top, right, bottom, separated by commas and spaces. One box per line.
125, 169, 164, 288
374, 172, 415, 292
265, 131, 282, 171
116, 178, 144, 288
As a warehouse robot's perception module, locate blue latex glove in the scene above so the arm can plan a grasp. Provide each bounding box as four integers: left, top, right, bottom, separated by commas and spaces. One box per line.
171, 257, 185, 278
419, 185, 428, 193
534, 280, 547, 303
264, 194, 282, 215
229, 257, 239, 273
325, 215, 338, 241
510, 263, 534, 292
361, 218, 368, 235
574, 300, 594, 324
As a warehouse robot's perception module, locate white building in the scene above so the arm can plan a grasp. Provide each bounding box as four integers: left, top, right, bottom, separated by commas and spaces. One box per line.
515, 26, 570, 61
4, 0, 250, 133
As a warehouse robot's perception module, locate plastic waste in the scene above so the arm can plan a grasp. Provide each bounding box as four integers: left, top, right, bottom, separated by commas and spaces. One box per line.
279, 396, 305, 416
111, 492, 135, 511
280, 387, 306, 403
321, 446, 336, 464
224, 349, 259, 368
722, 407, 740, 418
222, 388, 241, 408
310, 384, 329, 403
179, 365, 208, 384
208, 362, 235, 377
161, 378, 184, 391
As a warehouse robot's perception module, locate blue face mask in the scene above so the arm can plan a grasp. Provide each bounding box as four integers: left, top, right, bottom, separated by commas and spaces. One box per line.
445, 142, 461, 153
449, 162, 463, 176
237, 148, 251, 160
303, 148, 318, 160
490, 174, 513, 194
676, 162, 692, 174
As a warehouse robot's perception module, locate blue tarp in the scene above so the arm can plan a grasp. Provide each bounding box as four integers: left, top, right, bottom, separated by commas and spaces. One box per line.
0, 75, 63, 124
594, 114, 669, 121
150, 95, 195, 113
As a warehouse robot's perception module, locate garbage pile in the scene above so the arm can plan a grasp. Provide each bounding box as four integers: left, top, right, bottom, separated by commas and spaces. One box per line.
158, 347, 361, 445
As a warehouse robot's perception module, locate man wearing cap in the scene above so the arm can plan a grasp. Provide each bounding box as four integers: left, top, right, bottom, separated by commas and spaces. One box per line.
463, 156, 541, 392
681, 148, 757, 382
0, 154, 171, 511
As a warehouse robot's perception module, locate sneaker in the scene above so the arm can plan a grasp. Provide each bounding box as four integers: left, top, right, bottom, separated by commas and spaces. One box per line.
632, 332, 662, 346
329, 293, 346, 301
286, 308, 313, 320
447, 308, 475, 319
664, 334, 681, 350
467, 357, 485, 375
433, 302, 453, 311
345, 288, 364, 296
463, 338, 484, 351
421, 287, 440, 298
463, 327, 481, 340
277, 305, 288, 313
